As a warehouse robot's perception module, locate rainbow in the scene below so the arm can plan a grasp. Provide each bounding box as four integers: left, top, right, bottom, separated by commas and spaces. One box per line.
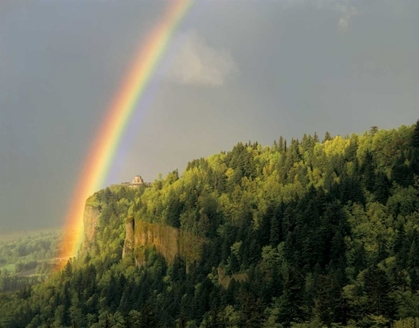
59, 0, 194, 263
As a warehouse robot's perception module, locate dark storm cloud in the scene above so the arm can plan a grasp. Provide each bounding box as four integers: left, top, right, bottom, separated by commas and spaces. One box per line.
0, 0, 417, 231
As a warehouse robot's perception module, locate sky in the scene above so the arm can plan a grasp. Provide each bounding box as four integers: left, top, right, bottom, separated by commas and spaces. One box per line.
0, 0, 418, 231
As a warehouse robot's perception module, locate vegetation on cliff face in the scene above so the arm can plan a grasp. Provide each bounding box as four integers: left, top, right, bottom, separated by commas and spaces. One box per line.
0, 122, 418, 327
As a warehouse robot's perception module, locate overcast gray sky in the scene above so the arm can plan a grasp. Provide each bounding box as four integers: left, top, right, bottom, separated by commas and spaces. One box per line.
0, 0, 418, 231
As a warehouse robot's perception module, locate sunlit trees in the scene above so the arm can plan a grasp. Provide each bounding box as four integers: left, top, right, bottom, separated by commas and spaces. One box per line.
0, 122, 418, 327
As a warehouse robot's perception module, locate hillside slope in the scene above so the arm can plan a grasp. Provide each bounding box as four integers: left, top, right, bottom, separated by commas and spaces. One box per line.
0, 122, 418, 328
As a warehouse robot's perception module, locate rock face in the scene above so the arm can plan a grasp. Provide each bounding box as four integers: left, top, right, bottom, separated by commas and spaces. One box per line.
122, 217, 135, 258
123, 218, 205, 266
81, 195, 205, 267
82, 203, 101, 253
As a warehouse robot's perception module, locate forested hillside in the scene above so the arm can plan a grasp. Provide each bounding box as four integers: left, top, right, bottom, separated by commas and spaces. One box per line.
0, 229, 61, 294
0, 122, 418, 328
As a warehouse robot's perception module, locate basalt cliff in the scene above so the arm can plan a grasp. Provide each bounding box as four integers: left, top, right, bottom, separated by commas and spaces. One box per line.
122, 216, 204, 266
81, 189, 205, 267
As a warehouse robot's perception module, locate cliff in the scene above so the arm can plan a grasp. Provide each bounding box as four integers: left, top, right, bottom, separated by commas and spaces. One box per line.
122, 217, 205, 266
81, 202, 101, 253
81, 195, 205, 267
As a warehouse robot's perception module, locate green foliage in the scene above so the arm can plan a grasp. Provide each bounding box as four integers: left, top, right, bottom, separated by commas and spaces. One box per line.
0, 229, 61, 293
0, 122, 418, 327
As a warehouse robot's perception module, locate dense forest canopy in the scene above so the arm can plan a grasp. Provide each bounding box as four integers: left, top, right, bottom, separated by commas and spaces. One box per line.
0, 122, 418, 328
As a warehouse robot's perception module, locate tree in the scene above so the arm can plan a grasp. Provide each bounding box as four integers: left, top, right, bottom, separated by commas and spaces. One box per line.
278, 267, 304, 326
139, 298, 161, 327
363, 266, 395, 318
323, 131, 332, 143
370, 126, 379, 135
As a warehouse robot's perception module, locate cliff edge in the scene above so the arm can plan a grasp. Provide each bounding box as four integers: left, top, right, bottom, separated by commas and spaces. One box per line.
81, 191, 205, 267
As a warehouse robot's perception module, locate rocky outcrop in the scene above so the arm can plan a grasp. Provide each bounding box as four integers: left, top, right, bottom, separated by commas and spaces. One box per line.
123, 218, 205, 267
122, 217, 135, 258
82, 203, 101, 253
81, 194, 205, 267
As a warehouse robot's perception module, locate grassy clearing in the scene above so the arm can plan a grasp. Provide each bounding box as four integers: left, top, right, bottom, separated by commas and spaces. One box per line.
0, 263, 14, 273
15, 268, 37, 277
